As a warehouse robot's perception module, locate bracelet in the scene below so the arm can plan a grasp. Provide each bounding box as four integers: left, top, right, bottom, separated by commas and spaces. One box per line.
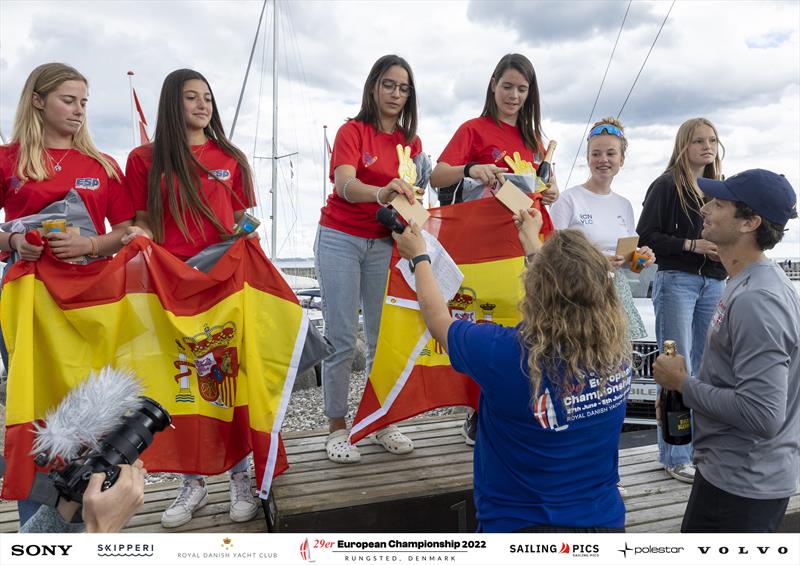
524, 252, 537, 265
690, 239, 696, 253
88, 236, 99, 257
463, 162, 477, 179
341, 177, 357, 203
376, 187, 389, 207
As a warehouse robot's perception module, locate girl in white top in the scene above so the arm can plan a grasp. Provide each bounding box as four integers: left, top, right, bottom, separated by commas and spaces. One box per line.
550, 117, 655, 340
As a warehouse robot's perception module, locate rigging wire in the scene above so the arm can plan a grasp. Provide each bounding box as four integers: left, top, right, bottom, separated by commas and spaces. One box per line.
278, 10, 299, 255
251, 10, 271, 237
231, 0, 267, 139
564, 0, 631, 189
617, 0, 677, 119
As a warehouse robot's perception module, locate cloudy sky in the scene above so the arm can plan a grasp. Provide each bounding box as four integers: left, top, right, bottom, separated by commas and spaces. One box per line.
1, 0, 798, 259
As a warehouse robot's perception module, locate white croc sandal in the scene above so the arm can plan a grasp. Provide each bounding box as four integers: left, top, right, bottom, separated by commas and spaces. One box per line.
326, 429, 361, 464
371, 424, 414, 454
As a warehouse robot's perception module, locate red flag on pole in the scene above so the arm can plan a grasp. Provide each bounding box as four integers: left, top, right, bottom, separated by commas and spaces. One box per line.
133, 88, 148, 126
132, 87, 150, 144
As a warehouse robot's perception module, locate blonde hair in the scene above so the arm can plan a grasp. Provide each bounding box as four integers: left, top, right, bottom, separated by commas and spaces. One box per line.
10, 63, 119, 183
666, 117, 724, 217
519, 230, 631, 405
587, 116, 627, 158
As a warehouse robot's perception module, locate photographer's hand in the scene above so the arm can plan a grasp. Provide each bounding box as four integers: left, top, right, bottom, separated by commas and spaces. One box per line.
82, 460, 147, 533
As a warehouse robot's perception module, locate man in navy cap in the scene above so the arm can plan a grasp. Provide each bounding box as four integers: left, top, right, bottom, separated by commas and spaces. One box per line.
654, 169, 799, 532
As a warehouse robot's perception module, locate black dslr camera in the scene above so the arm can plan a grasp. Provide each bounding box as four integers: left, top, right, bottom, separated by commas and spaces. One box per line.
30, 397, 171, 505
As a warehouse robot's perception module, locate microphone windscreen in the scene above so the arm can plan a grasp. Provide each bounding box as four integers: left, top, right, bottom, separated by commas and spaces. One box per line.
32, 367, 144, 464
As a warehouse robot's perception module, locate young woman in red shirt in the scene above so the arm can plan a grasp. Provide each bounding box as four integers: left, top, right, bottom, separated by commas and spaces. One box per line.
430, 53, 559, 444
315, 55, 419, 464
0, 62, 134, 526
123, 69, 259, 528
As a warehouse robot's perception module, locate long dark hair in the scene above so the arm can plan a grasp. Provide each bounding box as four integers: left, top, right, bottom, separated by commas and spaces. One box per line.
351, 54, 417, 144
481, 54, 542, 158
148, 68, 255, 243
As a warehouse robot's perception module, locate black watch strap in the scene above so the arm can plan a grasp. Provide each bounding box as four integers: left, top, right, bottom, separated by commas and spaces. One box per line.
463, 162, 476, 179
410, 254, 431, 273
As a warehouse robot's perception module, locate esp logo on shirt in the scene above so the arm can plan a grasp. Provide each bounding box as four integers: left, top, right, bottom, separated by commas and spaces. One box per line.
75, 177, 100, 190
208, 169, 231, 180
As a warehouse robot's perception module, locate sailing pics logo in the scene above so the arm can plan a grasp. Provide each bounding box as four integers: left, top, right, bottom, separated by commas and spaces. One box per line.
299, 538, 314, 562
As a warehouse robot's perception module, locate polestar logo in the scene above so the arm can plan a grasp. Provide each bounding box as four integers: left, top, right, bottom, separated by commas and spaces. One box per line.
619, 543, 633, 558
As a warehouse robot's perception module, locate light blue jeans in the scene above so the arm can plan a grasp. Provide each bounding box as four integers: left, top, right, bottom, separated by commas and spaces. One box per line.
184, 456, 248, 481
652, 269, 725, 468
314, 225, 392, 419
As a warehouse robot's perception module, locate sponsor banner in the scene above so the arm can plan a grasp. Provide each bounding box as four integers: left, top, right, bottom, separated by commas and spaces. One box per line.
0, 533, 797, 565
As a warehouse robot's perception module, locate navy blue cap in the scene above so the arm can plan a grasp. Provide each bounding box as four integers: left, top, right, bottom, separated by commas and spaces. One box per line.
697, 169, 798, 225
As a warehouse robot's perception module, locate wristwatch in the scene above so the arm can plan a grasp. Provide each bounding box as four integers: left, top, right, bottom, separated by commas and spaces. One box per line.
463, 162, 477, 179
409, 254, 431, 273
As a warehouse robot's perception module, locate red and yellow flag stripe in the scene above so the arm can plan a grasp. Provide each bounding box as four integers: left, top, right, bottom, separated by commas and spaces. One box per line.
1, 238, 305, 500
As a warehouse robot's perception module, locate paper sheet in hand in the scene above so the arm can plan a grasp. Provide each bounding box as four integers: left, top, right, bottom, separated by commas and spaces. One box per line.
393, 230, 463, 310
390, 194, 430, 228
615, 235, 639, 263
494, 180, 534, 214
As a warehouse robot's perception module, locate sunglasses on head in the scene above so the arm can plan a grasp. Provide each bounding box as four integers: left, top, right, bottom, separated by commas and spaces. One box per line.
588, 124, 624, 139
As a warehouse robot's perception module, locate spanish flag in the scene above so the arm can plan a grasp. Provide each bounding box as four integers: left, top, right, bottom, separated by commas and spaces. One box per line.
350, 197, 553, 442
1, 237, 306, 500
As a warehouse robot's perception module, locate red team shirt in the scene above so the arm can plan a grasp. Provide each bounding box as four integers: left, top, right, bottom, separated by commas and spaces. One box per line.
439, 116, 542, 171
0, 143, 133, 231
319, 120, 422, 239
125, 139, 250, 261
438, 116, 552, 223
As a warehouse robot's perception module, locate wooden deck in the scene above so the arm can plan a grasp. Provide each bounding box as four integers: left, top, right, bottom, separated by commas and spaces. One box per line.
1, 415, 797, 533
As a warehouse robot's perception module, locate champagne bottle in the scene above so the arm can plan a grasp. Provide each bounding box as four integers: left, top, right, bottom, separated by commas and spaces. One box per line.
536, 140, 557, 187
659, 340, 692, 445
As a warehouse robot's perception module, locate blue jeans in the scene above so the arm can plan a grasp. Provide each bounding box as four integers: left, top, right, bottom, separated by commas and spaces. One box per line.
314, 225, 392, 419
652, 269, 725, 467
184, 456, 248, 481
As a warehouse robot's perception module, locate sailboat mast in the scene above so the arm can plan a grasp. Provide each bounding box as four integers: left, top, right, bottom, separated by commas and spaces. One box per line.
270, 0, 279, 260
323, 125, 328, 201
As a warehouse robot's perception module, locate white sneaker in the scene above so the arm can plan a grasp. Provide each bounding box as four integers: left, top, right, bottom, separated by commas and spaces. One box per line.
161, 479, 208, 528
229, 471, 259, 522
666, 463, 696, 484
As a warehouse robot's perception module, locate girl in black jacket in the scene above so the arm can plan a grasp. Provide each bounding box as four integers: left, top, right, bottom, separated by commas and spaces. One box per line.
636, 117, 726, 484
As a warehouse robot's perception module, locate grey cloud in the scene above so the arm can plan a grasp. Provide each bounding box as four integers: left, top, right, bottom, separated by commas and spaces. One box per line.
466, 0, 662, 44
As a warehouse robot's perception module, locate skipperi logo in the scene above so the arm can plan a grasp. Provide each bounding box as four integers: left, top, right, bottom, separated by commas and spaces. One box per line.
299, 538, 315, 562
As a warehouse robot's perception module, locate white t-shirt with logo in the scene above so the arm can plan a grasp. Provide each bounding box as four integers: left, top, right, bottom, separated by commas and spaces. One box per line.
549, 184, 636, 256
